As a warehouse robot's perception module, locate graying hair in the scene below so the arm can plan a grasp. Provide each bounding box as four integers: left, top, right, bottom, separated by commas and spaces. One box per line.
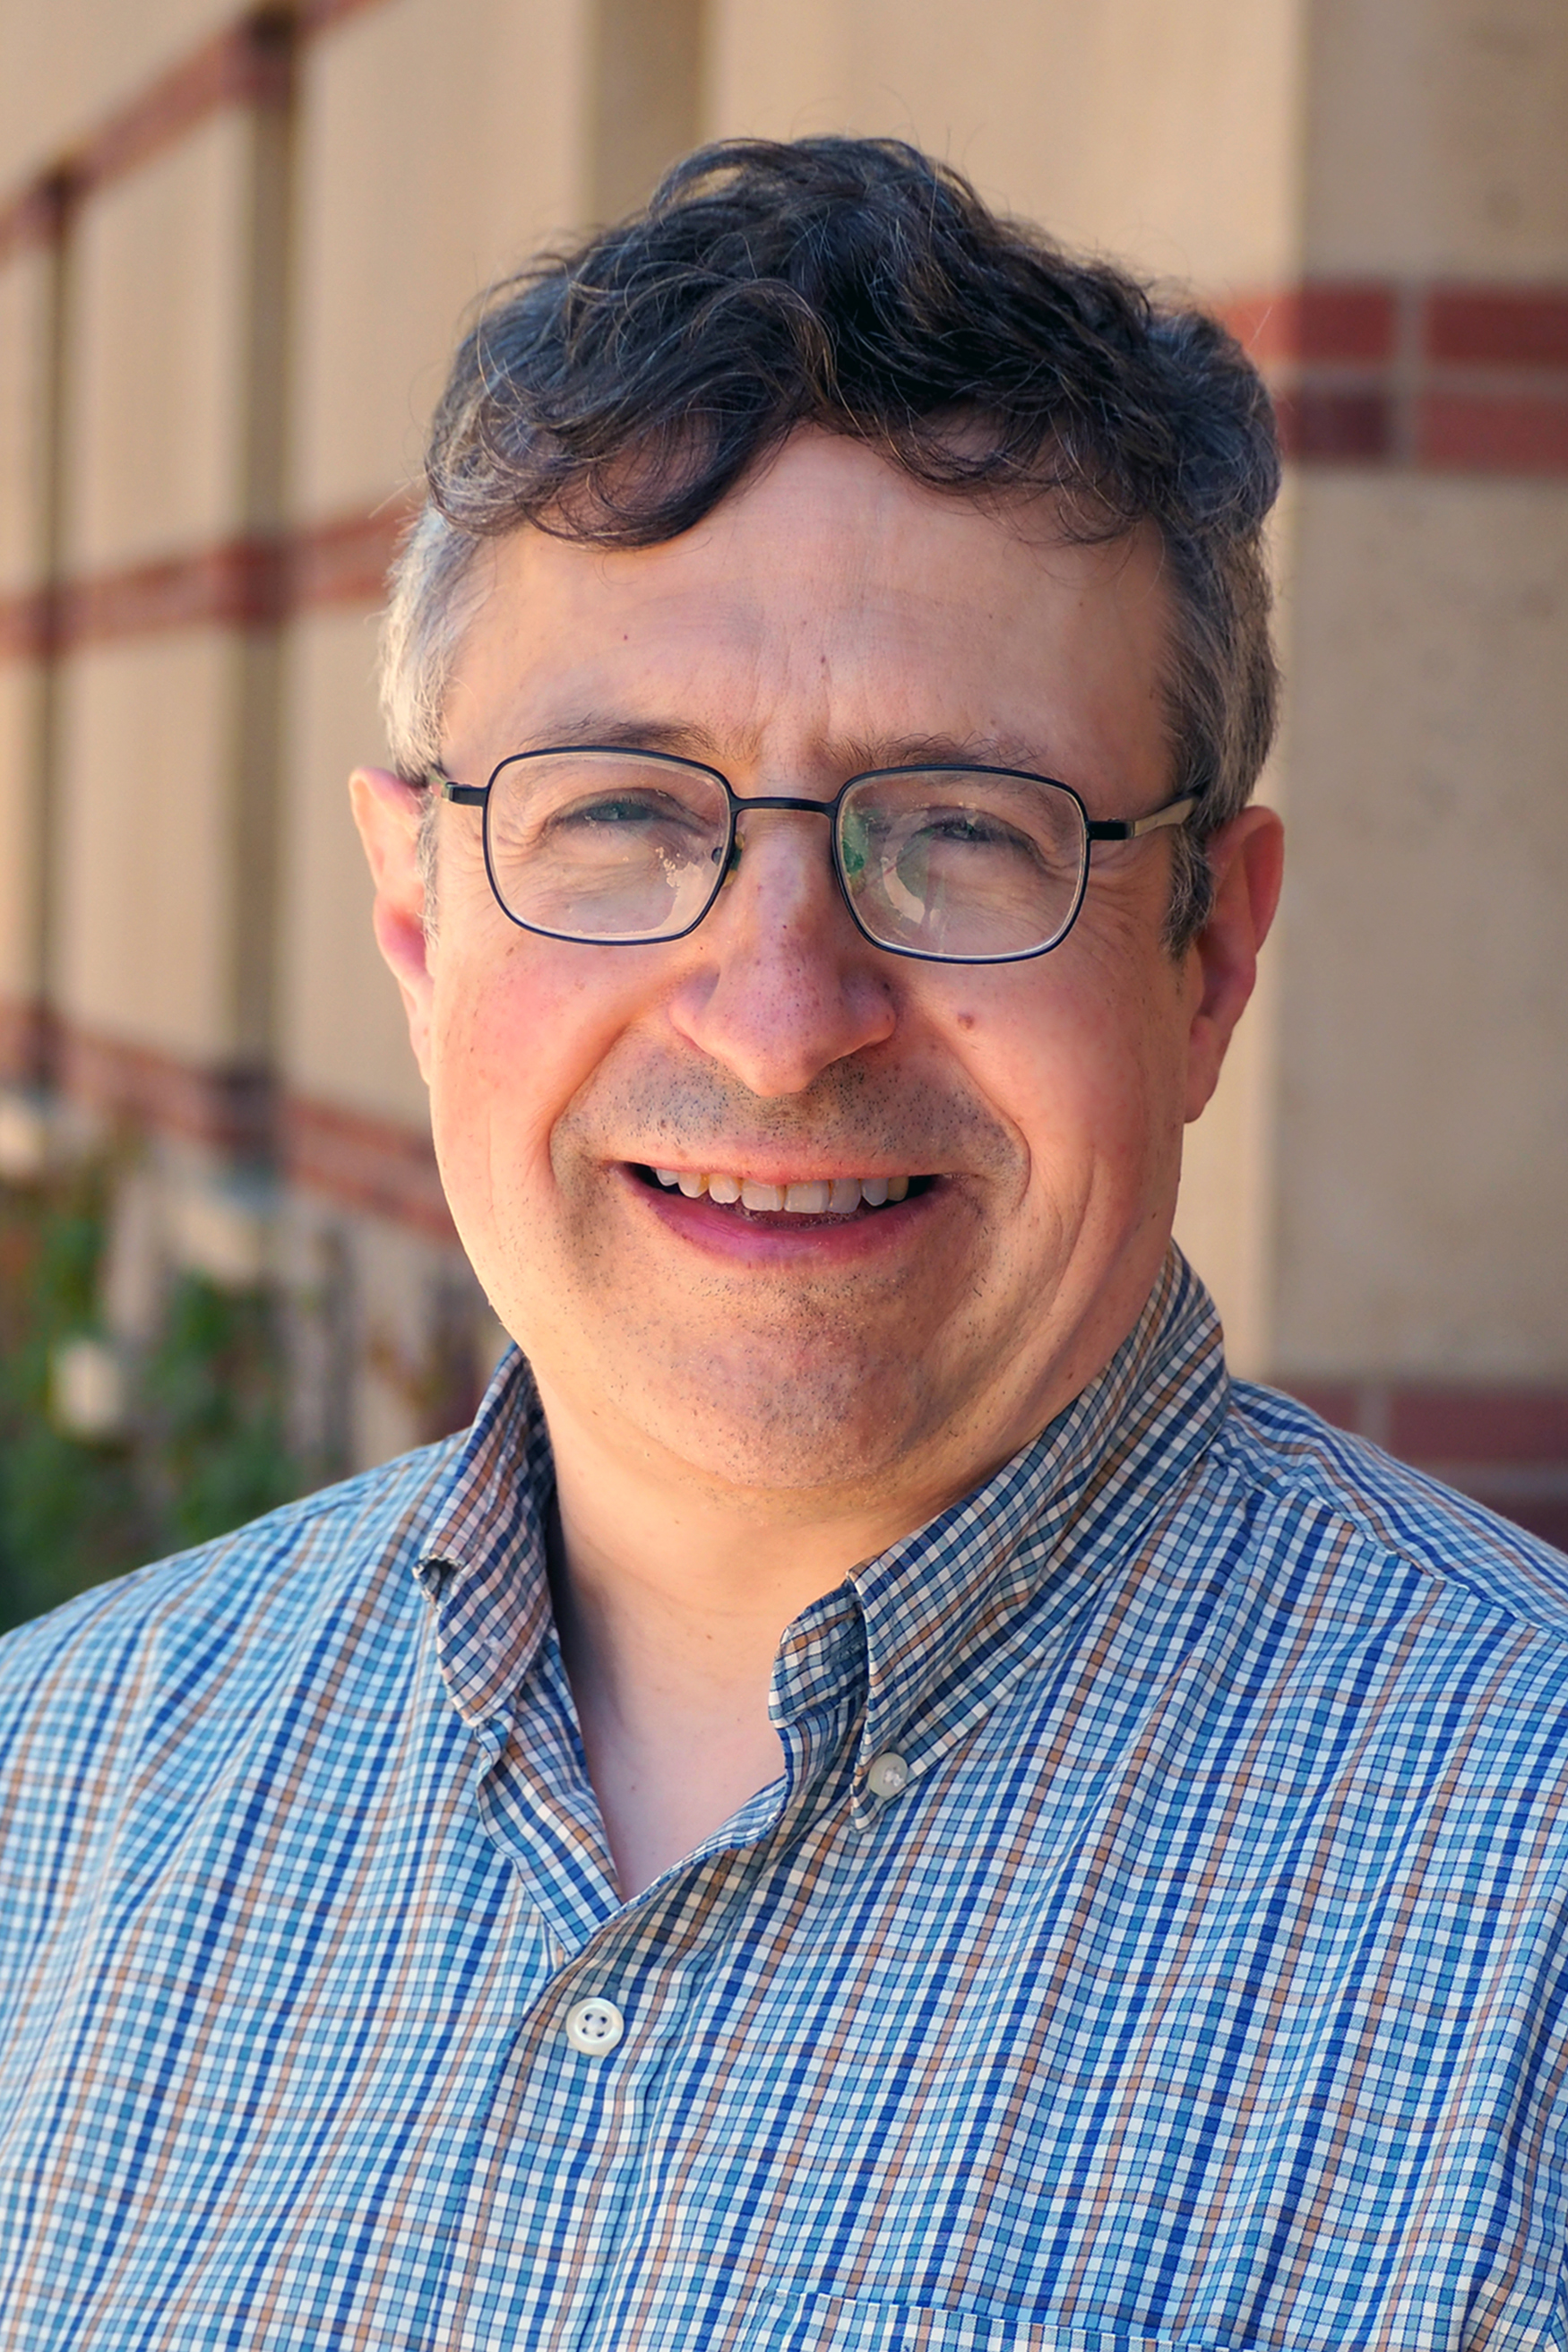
381, 136, 1281, 948
381, 504, 479, 932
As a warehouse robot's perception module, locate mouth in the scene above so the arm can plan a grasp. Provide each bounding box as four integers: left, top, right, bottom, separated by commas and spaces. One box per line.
631, 1162, 937, 1226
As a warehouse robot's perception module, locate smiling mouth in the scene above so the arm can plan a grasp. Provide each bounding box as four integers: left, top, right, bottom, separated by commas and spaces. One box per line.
633, 1164, 935, 1218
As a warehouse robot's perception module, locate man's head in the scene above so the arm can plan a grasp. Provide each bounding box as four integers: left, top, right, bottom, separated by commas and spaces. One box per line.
383, 137, 1280, 948
354, 137, 1285, 1527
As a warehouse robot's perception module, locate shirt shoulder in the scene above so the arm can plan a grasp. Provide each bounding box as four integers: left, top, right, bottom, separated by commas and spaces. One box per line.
0, 1437, 463, 1806
1219, 1377, 1568, 1645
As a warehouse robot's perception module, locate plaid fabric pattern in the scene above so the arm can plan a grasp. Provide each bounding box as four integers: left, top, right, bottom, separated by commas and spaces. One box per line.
4, 1247, 1568, 2349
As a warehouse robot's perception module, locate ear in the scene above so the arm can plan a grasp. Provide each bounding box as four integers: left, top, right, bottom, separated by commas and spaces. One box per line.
349, 766, 435, 1083
1183, 806, 1285, 1123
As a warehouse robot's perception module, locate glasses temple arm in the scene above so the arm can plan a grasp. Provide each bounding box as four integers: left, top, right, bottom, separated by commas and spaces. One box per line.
424, 766, 487, 806
1085, 792, 1198, 844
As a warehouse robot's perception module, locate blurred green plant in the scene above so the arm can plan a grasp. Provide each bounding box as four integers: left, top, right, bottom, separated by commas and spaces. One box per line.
142, 1273, 299, 1553
0, 1166, 301, 1636
0, 1164, 146, 1629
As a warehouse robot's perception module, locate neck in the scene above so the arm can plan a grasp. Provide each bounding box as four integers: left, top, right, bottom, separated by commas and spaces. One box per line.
528, 1255, 1160, 1899
537, 1374, 994, 1900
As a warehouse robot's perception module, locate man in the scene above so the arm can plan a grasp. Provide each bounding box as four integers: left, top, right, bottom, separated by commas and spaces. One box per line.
3, 138, 1566, 2349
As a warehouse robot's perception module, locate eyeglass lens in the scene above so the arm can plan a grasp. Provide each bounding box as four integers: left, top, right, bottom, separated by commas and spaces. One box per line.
482, 750, 1089, 960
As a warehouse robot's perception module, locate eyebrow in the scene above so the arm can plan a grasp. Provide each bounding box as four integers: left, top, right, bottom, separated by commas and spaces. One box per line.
516, 711, 1068, 780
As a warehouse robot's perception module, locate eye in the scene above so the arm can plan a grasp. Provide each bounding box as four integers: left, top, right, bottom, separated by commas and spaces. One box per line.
556, 793, 670, 827
526, 788, 720, 851
915, 809, 1021, 848
896, 806, 1043, 863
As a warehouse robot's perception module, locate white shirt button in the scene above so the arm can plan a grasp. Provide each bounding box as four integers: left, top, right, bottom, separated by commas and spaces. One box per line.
564, 1996, 625, 2055
866, 1751, 911, 1799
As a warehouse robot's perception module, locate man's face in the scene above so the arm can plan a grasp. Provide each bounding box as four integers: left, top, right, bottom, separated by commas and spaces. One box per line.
360, 432, 1268, 1517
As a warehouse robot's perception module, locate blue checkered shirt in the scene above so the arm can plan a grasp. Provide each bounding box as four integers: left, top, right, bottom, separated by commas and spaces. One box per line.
5, 1249, 1568, 2348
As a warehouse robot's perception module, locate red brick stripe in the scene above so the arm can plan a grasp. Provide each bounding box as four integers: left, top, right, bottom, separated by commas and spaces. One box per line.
0, 998, 52, 1089
0, 498, 416, 659
56, 1024, 273, 1158
1391, 1389, 1568, 1463
0, 11, 291, 260
1284, 1380, 1568, 1552
0, 0, 392, 261
1426, 289, 1568, 368
1288, 1381, 1568, 1465
1271, 387, 1393, 463
0, 266, 1561, 662
0, 589, 56, 663
1219, 282, 1568, 474
56, 538, 285, 646
0, 169, 71, 268
1, 1003, 452, 1243
1222, 284, 1398, 366
280, 1094, 454, 1241
284, 499, 419, 614
4, 271, 1564, 664
72, 10, 293, 199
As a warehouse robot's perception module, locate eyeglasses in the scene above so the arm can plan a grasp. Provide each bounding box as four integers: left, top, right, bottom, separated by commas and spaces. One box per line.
431, 747, 1196, 966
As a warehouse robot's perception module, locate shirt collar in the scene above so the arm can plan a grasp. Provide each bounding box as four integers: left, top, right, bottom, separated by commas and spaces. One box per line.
418, 1245, 1228, 1749
417, 1353, 556, 1727
828, 1245, 1228, 1788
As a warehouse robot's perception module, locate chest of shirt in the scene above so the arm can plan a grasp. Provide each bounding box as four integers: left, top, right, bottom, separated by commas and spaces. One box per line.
6, 1603, 1565, 2352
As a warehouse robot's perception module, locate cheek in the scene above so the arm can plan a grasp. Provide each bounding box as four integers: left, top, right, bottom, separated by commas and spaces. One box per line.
426, 942, 627, 1206
956, 955, 1185, 1211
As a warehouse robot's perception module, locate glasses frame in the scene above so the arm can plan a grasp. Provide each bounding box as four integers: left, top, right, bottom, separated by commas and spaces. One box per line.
430, 745, 1198, 967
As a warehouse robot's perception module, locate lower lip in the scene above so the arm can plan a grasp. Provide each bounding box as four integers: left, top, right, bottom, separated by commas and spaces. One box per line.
619, 1167, 940, 1263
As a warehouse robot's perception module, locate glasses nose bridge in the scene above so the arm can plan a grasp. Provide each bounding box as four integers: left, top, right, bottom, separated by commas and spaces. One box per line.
728, 788, 841, 823
719, 786, 844, 887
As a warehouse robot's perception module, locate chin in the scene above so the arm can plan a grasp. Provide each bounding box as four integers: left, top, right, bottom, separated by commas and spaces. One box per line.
653, 1417, 920, 1503
615, 1338, 952, 1501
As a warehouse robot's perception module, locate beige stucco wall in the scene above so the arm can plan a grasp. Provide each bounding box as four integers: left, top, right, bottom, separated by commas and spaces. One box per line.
0, 660, 46, 1004
0, 246, 51, 1019
0, 246, 53, 595
1271, 471, 1568, 1379
1304, 0, 1568, 276
590, 0, 704, 222
64, 112, 259, 572
54, 630, 252, 1062
0, 0, 235, 188
277, 607, 428, 1125
289, 0, 589, 524
1173, 934, 1283, 1380
703, 0, 1306, 289
1279, 0, 1566, 1377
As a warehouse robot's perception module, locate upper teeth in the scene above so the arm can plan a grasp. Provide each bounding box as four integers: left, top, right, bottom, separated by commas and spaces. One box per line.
650, 1169, 912, 1213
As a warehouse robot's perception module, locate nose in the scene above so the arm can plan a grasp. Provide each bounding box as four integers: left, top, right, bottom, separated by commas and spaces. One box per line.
667, 807, 897, 1098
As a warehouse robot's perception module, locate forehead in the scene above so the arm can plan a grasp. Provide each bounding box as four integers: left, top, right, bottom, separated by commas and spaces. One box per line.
441, 430, 1173, 793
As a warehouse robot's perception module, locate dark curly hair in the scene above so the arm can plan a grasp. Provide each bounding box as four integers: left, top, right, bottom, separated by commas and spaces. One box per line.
383, 136, 1281, 945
